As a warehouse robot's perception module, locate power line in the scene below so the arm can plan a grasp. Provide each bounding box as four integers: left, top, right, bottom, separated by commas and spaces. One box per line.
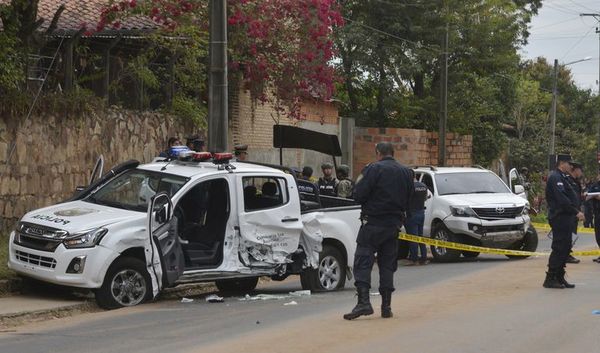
567, 0, 597, 13
560, 26, 595, 60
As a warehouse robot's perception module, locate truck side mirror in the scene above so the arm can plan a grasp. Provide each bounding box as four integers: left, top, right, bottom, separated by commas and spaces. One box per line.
514, 185, 525, 195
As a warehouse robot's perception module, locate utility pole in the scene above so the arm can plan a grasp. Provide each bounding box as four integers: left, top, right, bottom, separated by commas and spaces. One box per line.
438, 18, 449, 167
549, 59, 559, 157
208, 0, 228, 153
580, 13, 600, 165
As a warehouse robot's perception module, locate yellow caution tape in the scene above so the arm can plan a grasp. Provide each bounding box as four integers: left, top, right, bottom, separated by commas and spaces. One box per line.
531, 222, 594, 234
398, 233, 600, 257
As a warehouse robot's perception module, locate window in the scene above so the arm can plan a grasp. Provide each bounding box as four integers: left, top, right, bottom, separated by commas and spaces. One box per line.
421, 174, 435, 194
435, 172, 510, 196
243, 176, 289, 211
85, 169, 188, 212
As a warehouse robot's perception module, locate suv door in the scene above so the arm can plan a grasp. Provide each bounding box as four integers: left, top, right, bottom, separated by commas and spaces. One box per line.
419, 172, 436, 237
237, 174, 304, 267
146, 193, 184, 296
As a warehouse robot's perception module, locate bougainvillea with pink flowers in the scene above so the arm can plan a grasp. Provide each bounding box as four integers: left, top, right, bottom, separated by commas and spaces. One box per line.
97, 0, 343, 118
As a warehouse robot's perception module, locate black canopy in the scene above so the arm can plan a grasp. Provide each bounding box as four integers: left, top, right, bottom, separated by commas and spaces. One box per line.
273, 125, 342, 156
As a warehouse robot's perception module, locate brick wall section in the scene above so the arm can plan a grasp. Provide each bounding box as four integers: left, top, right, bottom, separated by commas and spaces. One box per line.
0, 107, 194, 232
230, 88, 339, 149
353, 127, 472, 177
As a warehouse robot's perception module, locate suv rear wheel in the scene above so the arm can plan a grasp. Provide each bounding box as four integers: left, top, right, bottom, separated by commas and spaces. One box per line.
430, 224, 462, 262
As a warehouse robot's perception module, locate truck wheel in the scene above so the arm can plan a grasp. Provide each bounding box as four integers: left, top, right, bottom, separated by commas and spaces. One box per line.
430, 225, 462, 262
397, 239, 410, 260
215, 277, 259, 293
507, 225, 538, 259
300, 245, 346, 292
95, 257, 152, 310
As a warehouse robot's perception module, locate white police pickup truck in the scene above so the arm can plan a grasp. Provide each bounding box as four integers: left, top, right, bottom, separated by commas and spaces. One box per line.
412, 166, 536, 262
8, 152, 361, 309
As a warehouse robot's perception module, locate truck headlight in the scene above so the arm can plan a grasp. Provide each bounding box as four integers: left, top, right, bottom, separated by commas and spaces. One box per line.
522, 205, 529, 215
450, 206, 477, 218
63, 228, 107, 249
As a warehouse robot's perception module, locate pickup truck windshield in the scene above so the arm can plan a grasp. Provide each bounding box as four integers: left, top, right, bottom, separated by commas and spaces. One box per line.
435, 172, 510, 196
84, 169, 188, 212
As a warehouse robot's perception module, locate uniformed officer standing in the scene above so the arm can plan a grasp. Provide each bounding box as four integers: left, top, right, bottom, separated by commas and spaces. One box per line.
234, 144, 248, 161
544, 154, 584, 289
343, 142, 414, 320
318, 163, 339, 197
565, 161, 584, 264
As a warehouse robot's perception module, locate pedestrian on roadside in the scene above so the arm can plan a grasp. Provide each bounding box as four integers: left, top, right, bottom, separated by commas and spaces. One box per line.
583, 177, 594, 228
335, 164, 354, 198
543, 154, 583, 289
318, 162, 339, 197
343, 142, 414, 320
565, 161, 584, 264
404, 169, 429, 266
586, 172, 600, 263
159, 136, 182, 158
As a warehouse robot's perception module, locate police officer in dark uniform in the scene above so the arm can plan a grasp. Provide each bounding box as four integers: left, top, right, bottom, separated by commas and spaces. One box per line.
565, 161, 584, 264
318, 162, 339, 197
344, 142, 414, 320
234, 144, 248, 161
544, 154, 584, 289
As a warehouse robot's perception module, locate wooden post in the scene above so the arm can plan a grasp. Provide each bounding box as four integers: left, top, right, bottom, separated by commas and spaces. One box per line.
63, 29, 84, 92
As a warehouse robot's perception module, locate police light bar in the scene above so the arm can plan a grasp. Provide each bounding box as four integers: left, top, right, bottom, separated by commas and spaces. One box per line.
192, 152, 212, 162
213, 152, 233, 164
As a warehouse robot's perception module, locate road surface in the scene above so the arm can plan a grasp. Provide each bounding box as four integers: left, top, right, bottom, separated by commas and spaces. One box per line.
1, 232, 600, 353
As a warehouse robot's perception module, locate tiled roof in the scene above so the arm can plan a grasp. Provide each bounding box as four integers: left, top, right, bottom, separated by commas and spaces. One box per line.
0, 0, 159, 36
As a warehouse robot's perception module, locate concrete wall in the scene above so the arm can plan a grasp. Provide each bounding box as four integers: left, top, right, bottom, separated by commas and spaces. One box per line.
0, 107, 195, 232
353, 127, 473, 177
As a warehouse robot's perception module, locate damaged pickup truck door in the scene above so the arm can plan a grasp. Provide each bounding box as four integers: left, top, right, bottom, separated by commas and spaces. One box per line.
146, 192, 185, 297
236, 175, 304, 267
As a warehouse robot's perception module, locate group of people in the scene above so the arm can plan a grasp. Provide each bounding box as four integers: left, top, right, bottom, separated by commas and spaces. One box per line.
293, 163, 354, 199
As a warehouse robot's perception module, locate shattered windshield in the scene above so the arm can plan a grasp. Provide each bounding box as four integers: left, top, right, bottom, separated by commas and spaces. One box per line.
85, 169, 189, 212
435, 172, 510, 196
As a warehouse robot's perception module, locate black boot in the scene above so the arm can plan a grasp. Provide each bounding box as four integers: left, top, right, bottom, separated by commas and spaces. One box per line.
343, 287, 374, 320
556, 269, 575, 288
543, 270, 565, 289
380, 290, 393, 318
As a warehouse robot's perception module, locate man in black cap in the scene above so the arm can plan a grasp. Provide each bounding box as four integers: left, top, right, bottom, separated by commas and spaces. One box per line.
343, 142, 413, 320
544, 154, 584, 289
318, 162, 339, 197
186, 135, 205, 152
565, 161, 584, 264
234, 144, 248, 161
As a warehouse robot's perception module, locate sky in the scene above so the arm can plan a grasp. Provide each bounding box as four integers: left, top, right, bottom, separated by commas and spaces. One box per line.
521, 0, 600, 93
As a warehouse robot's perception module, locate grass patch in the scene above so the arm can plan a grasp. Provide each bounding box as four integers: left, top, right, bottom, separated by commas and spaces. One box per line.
530, 213, 548, 224
0, 234, 15, 281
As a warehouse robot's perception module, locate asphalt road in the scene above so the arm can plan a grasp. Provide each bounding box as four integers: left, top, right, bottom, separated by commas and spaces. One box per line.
2, 232, 600, 353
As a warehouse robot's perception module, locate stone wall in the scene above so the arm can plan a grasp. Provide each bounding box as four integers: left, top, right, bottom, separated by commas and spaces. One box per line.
353, 127, 473, 177
0, 107, 195, 232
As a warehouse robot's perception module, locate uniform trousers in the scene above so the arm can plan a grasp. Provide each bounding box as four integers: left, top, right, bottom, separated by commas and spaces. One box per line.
548, 215, 576, 270
353, 223, 399, 292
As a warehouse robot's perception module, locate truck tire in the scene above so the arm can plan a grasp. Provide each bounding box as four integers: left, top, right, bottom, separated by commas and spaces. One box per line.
95, 257, 152, 310
430, 224, 462, 262
462, 250, 480, 258
300, 245, 346, 292
506, 225, 538, 259
215, 277, 259, 293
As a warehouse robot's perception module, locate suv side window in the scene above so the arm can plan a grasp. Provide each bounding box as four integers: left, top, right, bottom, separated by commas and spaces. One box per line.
421, 173, 435, 194
243, 176, 289, 211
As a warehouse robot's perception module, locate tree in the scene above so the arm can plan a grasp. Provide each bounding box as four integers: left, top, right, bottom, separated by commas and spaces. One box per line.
98, 0, 343, 119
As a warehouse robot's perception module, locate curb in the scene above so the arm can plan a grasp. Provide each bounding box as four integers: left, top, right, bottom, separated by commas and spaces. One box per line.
0, 278, 22, 296
0, 301, 99, 330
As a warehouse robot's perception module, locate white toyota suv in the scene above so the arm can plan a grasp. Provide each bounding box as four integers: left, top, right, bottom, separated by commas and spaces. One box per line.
412, 166, 537, 262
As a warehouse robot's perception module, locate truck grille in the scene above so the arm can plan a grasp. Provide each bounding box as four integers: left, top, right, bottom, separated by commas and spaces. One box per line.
472, 206, 523, 219
15, 250, 57, 269
14, 222, 68, 252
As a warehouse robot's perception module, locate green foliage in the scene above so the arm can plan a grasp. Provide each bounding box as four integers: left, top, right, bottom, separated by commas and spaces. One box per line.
170, 95, 207, 129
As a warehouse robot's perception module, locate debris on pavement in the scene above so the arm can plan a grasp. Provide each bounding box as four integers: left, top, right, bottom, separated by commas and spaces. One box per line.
205, 294, 224, 303
370, 292, 380, 296
283, 301, 298, 306
180, 297, 194, 303
289, 290, 311, 297
239, 294, 290, 301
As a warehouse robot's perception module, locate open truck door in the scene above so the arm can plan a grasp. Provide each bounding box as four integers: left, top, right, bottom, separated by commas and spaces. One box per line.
146, 192, 185, 297
508, 168, 527, 200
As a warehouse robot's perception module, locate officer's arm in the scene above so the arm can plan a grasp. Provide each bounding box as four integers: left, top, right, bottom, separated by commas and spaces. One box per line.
549, 175, 578, 214
353, 165, 377, 203
404, 172, 415, 216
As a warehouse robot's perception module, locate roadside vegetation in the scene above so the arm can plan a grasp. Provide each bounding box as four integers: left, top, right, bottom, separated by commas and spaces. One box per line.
0, 234, 15, 281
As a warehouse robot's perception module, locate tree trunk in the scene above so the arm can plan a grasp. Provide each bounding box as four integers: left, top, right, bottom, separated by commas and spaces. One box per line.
339, 45, 358, 114
376, 50, 387, 127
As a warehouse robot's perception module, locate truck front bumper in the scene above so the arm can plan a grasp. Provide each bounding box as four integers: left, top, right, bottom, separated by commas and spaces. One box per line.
444, 216, 529, 248
7, 231, 118, 289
